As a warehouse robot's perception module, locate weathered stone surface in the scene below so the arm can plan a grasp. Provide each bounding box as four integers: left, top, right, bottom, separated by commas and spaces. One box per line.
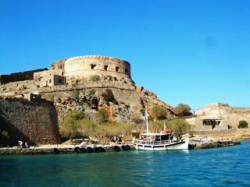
64, 55, 131, 80
0, 55, 175, 124
189, 139, 240, 150
187, 103, 250, 132
0, 68, 47, 85
0, 98, 60, 146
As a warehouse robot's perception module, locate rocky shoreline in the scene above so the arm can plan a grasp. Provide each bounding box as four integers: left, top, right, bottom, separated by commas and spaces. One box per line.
0, 139, 244, 155
189, 139, 241, 150
0, 144, 135, 155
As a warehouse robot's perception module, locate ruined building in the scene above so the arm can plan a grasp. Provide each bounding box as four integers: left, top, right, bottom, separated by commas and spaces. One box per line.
186, 103, 250, 132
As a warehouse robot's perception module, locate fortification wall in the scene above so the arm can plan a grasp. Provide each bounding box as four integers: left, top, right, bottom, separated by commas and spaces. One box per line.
0, 98, 60, 146
0, 55, 175, 127
0, 56, 133, 88
64, 56, 131, 80
0, 68, 47, 85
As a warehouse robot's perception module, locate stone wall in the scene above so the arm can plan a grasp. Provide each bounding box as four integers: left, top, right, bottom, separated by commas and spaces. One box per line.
0, 98, 60, 146
0, 68, 47, 85
64, 56, 131, 80
187, 103, 250, 132
34, 69, 65, 87
0, 55, 175, 127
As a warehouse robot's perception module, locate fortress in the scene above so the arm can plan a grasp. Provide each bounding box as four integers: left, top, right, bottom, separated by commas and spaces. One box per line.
63, 56, 131, 79
2, 55, 249, 145
0, 55, 174, 145
0, 55, 173, 116
0, 55, 132, 88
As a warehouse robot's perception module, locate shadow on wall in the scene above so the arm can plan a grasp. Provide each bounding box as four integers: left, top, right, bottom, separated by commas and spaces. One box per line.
0, 108, 35, 147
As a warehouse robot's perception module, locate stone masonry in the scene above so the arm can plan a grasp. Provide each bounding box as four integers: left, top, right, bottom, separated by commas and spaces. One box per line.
186, 103, 250, 132
0, 55, 175, 122
0, 98, 60, 145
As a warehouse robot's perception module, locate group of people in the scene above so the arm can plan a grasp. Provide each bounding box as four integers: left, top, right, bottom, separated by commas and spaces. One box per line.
17, 140, 29, 148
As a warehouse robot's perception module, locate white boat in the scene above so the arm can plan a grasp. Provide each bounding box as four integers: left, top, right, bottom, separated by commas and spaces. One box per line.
134, 131, 189, 151
133, 110, 189, 151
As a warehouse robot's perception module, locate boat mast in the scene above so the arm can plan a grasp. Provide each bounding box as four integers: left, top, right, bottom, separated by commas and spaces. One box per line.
145, 109, 149, 134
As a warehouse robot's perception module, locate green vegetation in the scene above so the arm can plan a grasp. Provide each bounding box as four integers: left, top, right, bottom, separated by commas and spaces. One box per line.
59, 110, 132, 143
149, 119, 191, 139
174, 103, 192, 116
90, 75, 101, 82
69, 111, 85, 120
60, 108, 191, 143
60, 111, 86, 139
94, 121, 132, 141
238, 120, 248, 129
150, 105, 168, 120
95, 109, 109, 123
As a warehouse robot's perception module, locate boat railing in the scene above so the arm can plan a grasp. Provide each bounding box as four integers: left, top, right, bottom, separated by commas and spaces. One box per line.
134, 139, 176, 145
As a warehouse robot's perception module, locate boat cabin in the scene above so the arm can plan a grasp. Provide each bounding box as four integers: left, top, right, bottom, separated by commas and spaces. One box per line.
139, 131, 174, 143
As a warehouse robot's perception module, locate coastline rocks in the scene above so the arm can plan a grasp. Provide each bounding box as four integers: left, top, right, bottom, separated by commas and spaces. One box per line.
0, 144, 135, 155
189, 139, 240, 150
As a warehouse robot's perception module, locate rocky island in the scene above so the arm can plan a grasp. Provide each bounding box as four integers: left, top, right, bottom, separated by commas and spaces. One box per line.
0, 55, 175, 149
0, 55, 249, 153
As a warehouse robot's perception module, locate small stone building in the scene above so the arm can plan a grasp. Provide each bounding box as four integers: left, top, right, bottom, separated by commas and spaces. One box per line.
33, 70, 65, 87
186, 103, 250, 132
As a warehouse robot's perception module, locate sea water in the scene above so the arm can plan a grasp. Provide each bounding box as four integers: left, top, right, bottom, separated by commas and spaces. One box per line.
0, 141, 250, 187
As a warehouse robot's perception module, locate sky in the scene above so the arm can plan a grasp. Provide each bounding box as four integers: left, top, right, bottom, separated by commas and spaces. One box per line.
0, 0, 250, 109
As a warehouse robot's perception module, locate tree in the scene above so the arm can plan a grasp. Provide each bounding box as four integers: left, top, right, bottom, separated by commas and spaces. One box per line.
150, 105, 167, 120
174, 104, 192, 116
150, 119, 191, 139
238, 120, 248, 128
168, 119, 191, 139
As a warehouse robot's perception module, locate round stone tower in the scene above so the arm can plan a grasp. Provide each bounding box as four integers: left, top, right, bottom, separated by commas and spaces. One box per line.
63, 55, 131, 80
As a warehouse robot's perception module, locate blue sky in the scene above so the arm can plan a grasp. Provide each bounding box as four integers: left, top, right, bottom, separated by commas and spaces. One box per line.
0, 0, 250, 109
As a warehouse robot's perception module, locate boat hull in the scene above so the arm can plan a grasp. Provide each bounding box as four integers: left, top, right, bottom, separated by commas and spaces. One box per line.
134, 139, 189, 151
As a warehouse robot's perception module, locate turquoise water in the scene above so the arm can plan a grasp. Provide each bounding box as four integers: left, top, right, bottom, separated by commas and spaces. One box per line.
1, 142, 250, 187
